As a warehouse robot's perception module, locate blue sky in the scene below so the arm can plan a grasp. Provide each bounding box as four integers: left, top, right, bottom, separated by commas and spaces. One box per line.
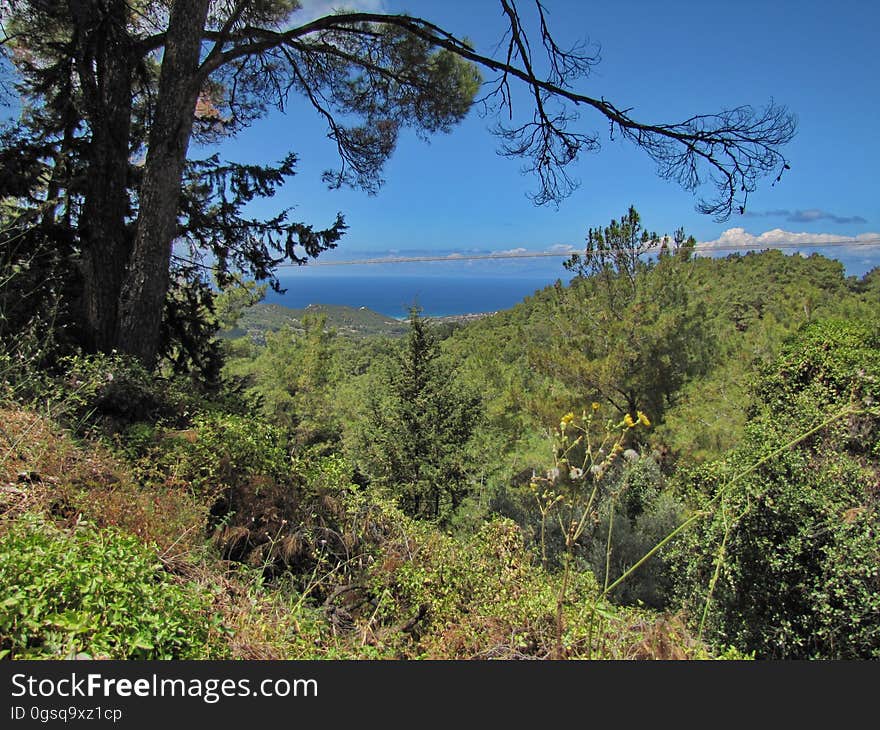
198, 0, 880, 276
3, 1, 875, 275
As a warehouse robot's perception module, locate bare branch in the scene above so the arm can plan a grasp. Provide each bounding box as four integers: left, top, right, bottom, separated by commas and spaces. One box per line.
535, 1, 599, 88
14, 1, 794, 219
182, 3, 793, 216
201, 0, 250, 69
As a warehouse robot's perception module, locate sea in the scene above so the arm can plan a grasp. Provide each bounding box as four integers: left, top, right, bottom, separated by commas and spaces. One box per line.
264, 260, 570, 319
262, 247, 879, 319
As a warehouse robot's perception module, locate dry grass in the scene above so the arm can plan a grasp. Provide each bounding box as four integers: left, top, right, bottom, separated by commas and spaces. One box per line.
622, 614, 703, 660
1, 407, 80, 523
0, 406, 210, 554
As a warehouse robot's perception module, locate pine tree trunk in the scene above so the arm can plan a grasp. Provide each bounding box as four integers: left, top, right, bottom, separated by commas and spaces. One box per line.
115, 0, 211, 366
68, 0, 134, 353
79, 134, 131, 352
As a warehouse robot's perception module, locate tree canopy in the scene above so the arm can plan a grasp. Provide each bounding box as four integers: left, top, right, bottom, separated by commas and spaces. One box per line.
0, 0, 796, 369
546, 206, 710, 423
355, 308, 481, 521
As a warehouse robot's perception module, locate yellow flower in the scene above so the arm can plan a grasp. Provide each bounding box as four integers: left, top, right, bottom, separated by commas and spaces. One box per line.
591, 402, 600, 411
560, 412, 575, 431
624, 413, 636, 428
637, 411, 651, 427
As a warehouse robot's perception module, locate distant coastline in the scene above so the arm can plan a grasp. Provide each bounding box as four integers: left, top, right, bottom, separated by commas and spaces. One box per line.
225, 302, 501, 345
264, 271, 563, 319
392, 311, 497, 324
263, 249, 877, 320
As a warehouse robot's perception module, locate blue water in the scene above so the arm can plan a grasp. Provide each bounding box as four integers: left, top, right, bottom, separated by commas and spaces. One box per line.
261, 247, 878, 318
264, 269, 566, 318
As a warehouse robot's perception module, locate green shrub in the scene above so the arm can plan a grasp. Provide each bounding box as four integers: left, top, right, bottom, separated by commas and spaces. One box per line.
0, 515, 224, 659
753, 318, 880, 455
673, 440, 880, 658
117, 412, 291, 498
366, 517, 603, 658
54, 352, 202, 430
182, 412, 290, 494
672, 318, 880, 658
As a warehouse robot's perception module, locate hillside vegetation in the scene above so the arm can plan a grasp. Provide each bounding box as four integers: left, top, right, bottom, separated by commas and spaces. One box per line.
222, 302, 410, 344
2, 210, 878, 660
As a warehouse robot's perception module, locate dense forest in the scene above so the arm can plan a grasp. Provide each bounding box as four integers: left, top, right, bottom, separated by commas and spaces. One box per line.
2, 206, 878, 659
0, 1, 873, 662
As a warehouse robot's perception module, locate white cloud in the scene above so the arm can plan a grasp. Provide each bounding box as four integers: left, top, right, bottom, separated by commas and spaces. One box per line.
697, 227, 880, 255
546, 243, 578, 254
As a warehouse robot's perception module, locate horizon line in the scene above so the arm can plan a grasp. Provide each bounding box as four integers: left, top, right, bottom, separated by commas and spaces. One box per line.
289, 237, 880, 268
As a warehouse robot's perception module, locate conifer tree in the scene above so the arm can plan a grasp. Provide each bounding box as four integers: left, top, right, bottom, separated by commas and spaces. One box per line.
359, 308, 481, 521
1, 1, 795, 369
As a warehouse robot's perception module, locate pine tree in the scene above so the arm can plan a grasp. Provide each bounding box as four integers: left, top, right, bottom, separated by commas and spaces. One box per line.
359, 308, 481, 521
1, 1, 795, 369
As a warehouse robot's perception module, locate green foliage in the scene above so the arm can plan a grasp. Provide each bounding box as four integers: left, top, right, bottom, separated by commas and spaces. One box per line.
355, 309, 482, 521
754, 318, 880, 442
0, 515, 223, 659
140, 411, 291, 497
212, 276, 268, 333
589, 458, 684, 609
0, 233, 73, 400
444, 287, 570, 431
0, 139, 82, 356
675, 442, 880, 658
46, 352, 249, 436
159, 276, 226, 385
656, 251, 872, 463
0, 329, 261, 442
54, 353, 176, 426
0, 234, 259, 419
672, 318, 880, 658
191, 412, 290, 487
224, 314, 346, 451
0, 348, 195, 435
653, 361, 751, 464
366, 516, 609, 658
549, 207, 711, 424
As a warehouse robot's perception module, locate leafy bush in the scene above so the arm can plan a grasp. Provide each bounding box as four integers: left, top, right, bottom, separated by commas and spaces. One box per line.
673, 440, 880, 658
364, 516, 603, 658
54, 352, 206, 430
672, 318, 880, 658
0, 348, 213, 437
753, 318, 880, 452
180, 412, 291, 496
589, 457, 684, 609
117, 412, 290, 497
0, 515, 224, 659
